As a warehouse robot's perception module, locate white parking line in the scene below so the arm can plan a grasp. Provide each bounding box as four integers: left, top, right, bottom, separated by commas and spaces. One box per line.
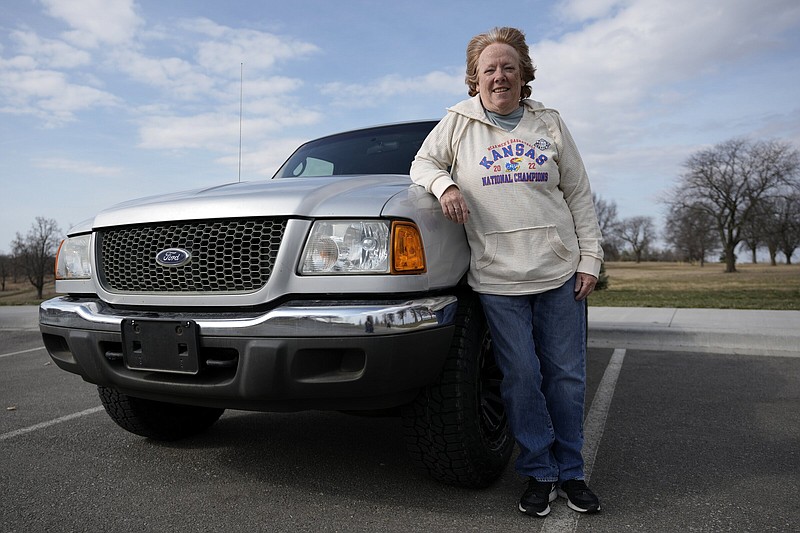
541, 348, 627, 532
0, 406, 105, 442
583, 348, 627, 480
0, 346, 45, 359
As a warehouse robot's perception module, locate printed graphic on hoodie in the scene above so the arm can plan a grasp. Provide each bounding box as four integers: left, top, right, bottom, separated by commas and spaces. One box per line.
478, 138, 551, 187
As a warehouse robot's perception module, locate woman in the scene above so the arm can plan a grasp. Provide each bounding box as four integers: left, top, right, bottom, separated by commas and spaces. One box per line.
410, 27, 604, 517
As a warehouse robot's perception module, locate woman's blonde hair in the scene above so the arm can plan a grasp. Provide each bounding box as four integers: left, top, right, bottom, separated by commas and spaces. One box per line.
465, 27, 536, 99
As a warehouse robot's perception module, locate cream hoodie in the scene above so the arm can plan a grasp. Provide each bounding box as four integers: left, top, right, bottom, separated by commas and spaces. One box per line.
411, 95, 603, 295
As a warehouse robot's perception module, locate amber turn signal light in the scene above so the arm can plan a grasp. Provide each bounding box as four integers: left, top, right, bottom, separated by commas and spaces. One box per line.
391, 221, 426, 274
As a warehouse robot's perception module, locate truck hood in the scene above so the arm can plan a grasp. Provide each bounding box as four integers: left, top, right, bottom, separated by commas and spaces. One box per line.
91, 175, 411, 229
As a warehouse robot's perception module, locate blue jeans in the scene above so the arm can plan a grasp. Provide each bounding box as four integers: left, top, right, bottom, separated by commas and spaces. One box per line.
479, 275, 587, 483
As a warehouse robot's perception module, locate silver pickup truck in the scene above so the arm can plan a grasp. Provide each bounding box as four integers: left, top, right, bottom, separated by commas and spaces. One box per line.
39, 120, 512, 487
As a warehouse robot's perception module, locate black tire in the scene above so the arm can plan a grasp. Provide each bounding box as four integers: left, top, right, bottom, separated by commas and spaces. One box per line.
97, 386, 224, 441
402, 290, 513, 488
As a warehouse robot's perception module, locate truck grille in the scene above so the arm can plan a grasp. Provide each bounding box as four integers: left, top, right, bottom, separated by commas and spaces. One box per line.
98, 218, 287, 293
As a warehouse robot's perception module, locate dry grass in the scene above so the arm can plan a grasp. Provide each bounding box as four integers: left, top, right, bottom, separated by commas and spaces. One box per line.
3, 262, 799, 310
590, 261, 800, 310
0, 279, 56, 306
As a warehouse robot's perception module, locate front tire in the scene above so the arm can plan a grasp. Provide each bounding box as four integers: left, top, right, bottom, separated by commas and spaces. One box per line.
98, 386, 224, 441
402, 291, 513, 488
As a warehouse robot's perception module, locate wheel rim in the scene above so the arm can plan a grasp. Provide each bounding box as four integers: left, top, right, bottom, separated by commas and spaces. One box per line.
478, 332, 509, 450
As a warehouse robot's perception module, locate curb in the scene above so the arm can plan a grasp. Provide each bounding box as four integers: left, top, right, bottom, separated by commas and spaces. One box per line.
588, 307, 800, 358
588, 325, 800, 357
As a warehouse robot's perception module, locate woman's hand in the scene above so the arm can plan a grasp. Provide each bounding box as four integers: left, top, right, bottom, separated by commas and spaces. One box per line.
574, 272, 597, 301
440, 185, 470, 224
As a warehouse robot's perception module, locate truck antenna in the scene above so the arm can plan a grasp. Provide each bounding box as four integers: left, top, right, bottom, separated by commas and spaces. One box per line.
238, 62, 243, 183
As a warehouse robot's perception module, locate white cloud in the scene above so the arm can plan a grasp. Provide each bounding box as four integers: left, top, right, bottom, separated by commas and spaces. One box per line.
557, 0, 624, 22
177, 17, 228, 39
0, 68, 118, 126
0, 54, 37, 70
106, 17, 324, 152
11, 30, 91, 69
1, 6, 323, 140
110, 48, 217, 100
137, 113, 241, 151
321, 69, 464, 108
136, 105, 322, 152
531, 0, 800, 142
180, 18, 320, 76
34, 158, 123, 176
238, 76, 301, 100
0, 1, 140, 125
137, 113, 292, 151
243, 98, 322, 125
41, 0, 143, 48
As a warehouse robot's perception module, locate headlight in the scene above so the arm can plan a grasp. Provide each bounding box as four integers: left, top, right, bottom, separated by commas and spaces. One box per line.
55, 234, 92, 279
300, 220, 426, 275
301, 220, 390, 274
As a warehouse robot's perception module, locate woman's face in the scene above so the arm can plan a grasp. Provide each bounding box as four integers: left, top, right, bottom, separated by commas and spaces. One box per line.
477, 43, 523, 115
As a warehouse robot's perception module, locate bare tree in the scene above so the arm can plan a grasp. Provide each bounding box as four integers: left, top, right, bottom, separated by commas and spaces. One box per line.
668, 139, 800, 272
761, 211, 783, 265
0, 254, 10, 291
10, 247, 21, 283
12, 217, 62, 299
745, 161, 800, 266
617, 216, 655, 263
593, 193, 622, 260
740, 208, 766, 263
767, 191, 800, 264
663, 203, 718, 266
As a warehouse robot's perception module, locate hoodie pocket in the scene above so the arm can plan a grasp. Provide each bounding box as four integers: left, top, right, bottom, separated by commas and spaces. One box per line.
475, 225, 573, 285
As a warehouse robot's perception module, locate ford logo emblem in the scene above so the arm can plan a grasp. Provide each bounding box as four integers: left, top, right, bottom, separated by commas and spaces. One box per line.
155, 248, 192, 267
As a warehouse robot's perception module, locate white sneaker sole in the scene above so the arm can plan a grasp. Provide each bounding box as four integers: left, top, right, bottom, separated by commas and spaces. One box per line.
557, 488, 601, 513
518, 489, 557, 517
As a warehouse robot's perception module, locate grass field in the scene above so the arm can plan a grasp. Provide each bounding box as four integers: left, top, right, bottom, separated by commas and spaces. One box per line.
589, 261, 800, 310
0, 279, 57, 306
2, 261, 799, 309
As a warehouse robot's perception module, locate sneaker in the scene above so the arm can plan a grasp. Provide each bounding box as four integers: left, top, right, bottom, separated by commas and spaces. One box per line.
518, 479, 557, 517
557, 479, 601, 513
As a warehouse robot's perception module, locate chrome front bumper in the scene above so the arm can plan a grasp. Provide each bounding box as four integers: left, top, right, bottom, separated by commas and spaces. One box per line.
39, 295, 458, 337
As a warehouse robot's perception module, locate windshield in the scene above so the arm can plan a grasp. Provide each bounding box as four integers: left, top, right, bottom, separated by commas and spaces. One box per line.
273, 121, 438, 178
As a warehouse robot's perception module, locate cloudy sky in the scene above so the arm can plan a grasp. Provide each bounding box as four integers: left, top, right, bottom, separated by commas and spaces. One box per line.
2, 0, 799, 253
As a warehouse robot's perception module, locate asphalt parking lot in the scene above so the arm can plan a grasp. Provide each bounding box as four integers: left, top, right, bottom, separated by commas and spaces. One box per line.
1, 307, 798, 532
